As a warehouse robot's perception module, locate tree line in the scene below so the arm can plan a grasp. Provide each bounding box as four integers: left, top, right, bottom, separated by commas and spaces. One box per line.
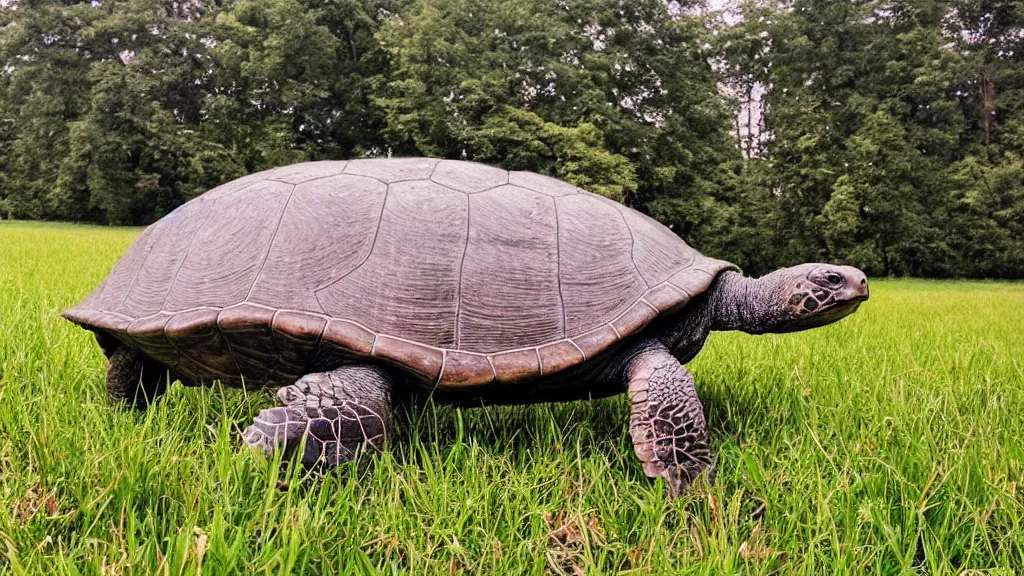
1, 0, 1022, 278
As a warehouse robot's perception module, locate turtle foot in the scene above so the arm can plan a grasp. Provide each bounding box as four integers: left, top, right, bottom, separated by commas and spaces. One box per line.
242, 405, 368, 468
242, 365, 394, 469
647, 459, 716, 498
242, 405, 307, 458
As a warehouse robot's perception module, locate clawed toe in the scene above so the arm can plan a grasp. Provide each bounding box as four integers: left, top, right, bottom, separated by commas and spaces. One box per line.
277, 384, 305, 406
241, 425, 275, 455
664, 461, 715, 498
242, 406, 307, 456
241, 404, 378, 469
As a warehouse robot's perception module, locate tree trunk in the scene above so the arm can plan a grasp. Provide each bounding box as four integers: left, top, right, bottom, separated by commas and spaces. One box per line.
981, 73, 996, 148
746, 81, 754, 158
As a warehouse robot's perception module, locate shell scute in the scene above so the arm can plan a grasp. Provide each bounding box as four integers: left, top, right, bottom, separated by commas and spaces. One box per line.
269, 161, 348, 184
491, 349, 541, 383
126, 314, 177, 367
431, 160, 508, 193
272, 312, 327, 373
62, 159, 736, 390
508, 171, 578, 196
344, 158, 439, 183
571, 325, 619, 360
611, 300, 660, 339
322, 320, 375, 356
538, 341, 585, 375
372, 335, 444, 382
165, 309, 238, 378
644, 283, 690, 313
440, 351, 495, 387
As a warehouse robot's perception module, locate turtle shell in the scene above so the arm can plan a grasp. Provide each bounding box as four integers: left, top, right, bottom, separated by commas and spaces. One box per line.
63, 159, 736, 390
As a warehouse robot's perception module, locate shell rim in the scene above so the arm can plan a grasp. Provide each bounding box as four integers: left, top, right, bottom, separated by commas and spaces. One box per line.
62, 257, 736, 389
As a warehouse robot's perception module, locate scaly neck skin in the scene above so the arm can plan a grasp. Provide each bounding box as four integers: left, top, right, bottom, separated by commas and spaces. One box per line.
707, 271, 783, 334
656, 270, 785, 362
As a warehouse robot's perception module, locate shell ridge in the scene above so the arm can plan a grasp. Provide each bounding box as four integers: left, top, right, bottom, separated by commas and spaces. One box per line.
568, 340, 587, 361
435, 350, 448, 386
116, 226, 159, 312
156, 305, 222, 316
453, 194, 472, 349
160, 197, 219, 311
485, 355, 498, 381
92, 310, 135, 322
552, 196, 567, 338
368, 332, 443, 350
214, 310, 250, 383
160, 314, 187, 372
312, 183, 391, 299
340, 163, 388, 187
245, 184, 298, 302
613, 202, 650, 290
209, 178, 269, 202
308, 317, 329, 371
639, 298, 659, 314
452, 176, 511, 196
265, 171, 339, 186
609, 323, 622, 339
267, 309, 285, 373
425, 160, 444, 188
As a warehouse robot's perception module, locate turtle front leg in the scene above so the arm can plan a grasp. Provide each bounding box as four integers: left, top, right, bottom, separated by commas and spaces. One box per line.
625, 341, 712, 497
242, 364, 395, 468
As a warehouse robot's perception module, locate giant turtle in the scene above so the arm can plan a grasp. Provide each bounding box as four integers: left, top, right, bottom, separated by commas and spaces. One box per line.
63, 158, 869, 494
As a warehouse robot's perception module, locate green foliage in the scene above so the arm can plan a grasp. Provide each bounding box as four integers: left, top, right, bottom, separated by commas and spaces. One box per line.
713, 0, 1024, 277
464, 106, 637, 201
2, 0, 1024, 276
944, 154, 1024, 277
0, 0, 392, 224
374, 0, 733, 209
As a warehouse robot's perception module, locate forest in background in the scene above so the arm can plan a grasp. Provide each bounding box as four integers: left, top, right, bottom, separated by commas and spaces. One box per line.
1, 0, 1022, 278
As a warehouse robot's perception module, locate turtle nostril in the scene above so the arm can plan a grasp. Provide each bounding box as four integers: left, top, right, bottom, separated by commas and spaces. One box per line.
857, 276, 870, 299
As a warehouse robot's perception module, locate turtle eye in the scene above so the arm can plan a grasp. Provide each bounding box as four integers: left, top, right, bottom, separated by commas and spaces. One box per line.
826, 273, 842, 285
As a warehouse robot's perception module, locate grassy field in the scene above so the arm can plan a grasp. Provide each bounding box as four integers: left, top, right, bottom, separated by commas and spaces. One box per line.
1, 220, 1022, 575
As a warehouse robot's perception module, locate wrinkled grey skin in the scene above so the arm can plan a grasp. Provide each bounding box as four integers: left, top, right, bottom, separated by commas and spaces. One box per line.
111, 263, 868, 496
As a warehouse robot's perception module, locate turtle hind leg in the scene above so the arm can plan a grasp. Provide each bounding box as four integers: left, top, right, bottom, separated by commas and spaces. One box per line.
106, 346, 170, 410
242, 364, 395, 468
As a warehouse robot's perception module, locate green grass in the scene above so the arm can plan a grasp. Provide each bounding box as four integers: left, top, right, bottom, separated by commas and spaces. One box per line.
1, 220, 1023, 575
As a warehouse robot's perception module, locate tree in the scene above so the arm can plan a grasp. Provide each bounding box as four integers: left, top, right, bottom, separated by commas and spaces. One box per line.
376, 0, 742, 254
0, 0, 97, 220
55, 0, 245, 224
2, 0, 1023, 278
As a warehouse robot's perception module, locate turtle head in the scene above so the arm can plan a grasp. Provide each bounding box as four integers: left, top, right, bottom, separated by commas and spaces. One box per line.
711, 264, 869, 334
759, 263, 869, 333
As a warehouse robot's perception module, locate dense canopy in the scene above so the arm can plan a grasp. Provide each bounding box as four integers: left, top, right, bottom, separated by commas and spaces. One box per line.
1, 0, 1022, 278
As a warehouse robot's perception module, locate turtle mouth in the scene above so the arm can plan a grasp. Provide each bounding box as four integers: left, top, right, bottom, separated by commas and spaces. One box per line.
817, 297, 864, 323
